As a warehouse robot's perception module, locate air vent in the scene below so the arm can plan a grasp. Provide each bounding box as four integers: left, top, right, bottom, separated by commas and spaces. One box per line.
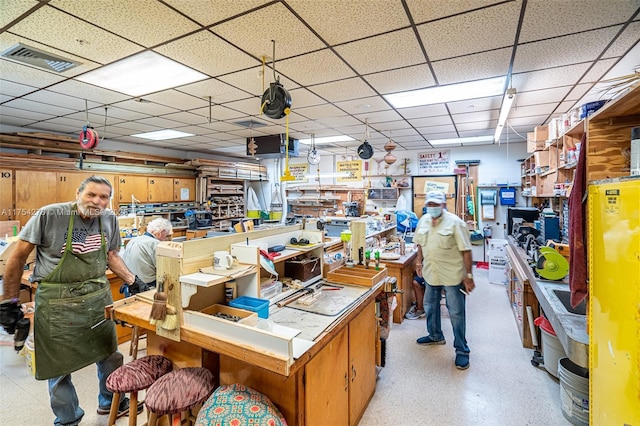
0, 43, 81, 73
234, 119, 267, 128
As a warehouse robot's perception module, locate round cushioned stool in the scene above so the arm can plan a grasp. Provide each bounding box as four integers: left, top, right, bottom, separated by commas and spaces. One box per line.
145, 367, 216, 426
195, 383, 287, 426
106, 355, 173, 426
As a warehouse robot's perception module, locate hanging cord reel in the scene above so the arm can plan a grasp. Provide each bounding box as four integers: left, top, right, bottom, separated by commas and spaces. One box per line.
260, 40, 292, 119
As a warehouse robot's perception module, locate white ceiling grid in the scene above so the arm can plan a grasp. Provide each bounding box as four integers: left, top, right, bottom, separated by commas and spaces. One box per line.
0, 0, 637, 159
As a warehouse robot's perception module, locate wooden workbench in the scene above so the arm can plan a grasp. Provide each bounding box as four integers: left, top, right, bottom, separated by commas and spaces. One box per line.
381, 249, 418, 323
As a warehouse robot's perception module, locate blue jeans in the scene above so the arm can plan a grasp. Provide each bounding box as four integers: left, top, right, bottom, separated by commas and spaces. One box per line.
423, 282, 470, 355
48, 351, 123, 426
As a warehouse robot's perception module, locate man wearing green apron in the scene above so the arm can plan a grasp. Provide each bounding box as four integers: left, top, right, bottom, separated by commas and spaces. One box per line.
1, 176, 146, 425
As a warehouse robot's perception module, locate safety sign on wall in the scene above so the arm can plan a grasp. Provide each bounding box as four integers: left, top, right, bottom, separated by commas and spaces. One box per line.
337, 160, 362, 182
289, 163, 309, 182
418, 150, 451, 174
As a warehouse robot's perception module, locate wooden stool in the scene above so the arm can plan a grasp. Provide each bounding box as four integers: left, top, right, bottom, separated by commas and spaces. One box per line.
105, 355, 173, 426
145, 367, 216, 426
194, 384, 287, 426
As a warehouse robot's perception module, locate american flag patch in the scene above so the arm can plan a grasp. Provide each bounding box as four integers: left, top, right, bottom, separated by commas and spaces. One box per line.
61, 230, 103, 254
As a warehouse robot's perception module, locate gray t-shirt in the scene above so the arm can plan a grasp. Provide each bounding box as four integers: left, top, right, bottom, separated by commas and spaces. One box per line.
121, 233, 159, 284
19, 202, 121, 282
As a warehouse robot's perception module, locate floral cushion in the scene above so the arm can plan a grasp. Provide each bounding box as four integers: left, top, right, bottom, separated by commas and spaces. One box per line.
106, 355, 172, 393
146, 367, 215, 416
195, 383, 287, 426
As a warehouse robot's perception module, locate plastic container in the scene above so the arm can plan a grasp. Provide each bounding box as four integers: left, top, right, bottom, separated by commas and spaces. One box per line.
539, 328, 567, 378
22, 335, 36, 376
558, 357, 589, 426
247, 210, 261, 218
260, 280, 282, 300
229, 296, 270, 319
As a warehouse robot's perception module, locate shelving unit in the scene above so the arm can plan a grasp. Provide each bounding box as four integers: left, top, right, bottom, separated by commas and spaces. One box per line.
286, 185, 365, 217
202, 178, 246, 230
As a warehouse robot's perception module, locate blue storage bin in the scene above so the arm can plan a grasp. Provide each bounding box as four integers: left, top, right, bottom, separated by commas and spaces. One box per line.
229, 296, 270, 319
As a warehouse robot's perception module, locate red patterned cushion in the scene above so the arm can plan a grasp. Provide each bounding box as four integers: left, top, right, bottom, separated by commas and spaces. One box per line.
106, 355, 172, 393
195, 383, 287, 426
146, 367, 216, 416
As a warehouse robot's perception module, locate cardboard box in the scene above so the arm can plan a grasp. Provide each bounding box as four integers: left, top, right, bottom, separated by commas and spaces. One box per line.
527, 132, 545, 153
534, 151, 550, 168
534, 125, 549, 142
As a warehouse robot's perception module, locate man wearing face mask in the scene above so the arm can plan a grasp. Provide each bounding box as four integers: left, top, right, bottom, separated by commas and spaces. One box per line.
413, 190, 474, 370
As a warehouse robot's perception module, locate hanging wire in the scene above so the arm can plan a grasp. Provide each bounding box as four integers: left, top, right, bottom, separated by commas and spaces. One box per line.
102, 106, 108, 141
208, 96, 212, 124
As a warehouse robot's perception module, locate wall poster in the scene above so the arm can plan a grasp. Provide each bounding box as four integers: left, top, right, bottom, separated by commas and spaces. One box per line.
337, 160, 362, 182
418, 150, 451, 174
289, 163, 308, 182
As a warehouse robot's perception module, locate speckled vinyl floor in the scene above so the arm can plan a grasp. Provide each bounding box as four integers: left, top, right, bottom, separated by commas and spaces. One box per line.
0, 266, 569, 425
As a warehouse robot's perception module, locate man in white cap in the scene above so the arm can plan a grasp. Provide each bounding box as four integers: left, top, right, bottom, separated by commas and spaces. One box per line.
413, 190, 474, 370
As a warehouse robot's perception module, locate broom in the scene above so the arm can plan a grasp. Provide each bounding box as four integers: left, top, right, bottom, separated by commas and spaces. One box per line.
149, 278, 167, 322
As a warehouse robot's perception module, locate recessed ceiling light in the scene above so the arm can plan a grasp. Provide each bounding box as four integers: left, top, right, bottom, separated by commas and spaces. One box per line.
385, 77, 505, 109
132, 129, 194, 140
77, 51, 208, 96
299, 135, 354, 144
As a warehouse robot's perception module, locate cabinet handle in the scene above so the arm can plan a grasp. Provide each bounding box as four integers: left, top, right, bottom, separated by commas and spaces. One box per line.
344, 372, 348, 391
351, 365, 356, 382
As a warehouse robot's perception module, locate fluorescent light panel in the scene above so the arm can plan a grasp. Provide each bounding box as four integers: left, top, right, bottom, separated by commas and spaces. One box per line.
429, 135, 494, 146
385, 77, 505, 109
77, 51, 208, 96
494, 88, 517, 142
299, 135, 354, 144
132, 129, 194, 140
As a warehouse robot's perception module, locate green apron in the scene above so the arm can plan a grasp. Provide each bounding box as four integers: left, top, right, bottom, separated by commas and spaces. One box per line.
34, 206, 117, 380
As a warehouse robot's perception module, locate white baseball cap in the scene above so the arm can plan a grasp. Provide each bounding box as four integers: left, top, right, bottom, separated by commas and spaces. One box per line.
425, 190, 446, 204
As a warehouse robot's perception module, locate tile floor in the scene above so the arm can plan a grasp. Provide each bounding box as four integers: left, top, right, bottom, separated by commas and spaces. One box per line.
0, 266, 570, 425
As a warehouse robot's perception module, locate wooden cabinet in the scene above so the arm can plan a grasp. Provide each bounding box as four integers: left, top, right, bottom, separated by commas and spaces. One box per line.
305, 300, 377, 426
56, 172, 91, 202
382, 250, 418, 323
15, 170, 57, 226
173, 178, 195, 201
505, 240, 540, 349
118, 175, 148, 202
148, 177, 173, 202
0, 169, 14, 221
305, 327, 349, 425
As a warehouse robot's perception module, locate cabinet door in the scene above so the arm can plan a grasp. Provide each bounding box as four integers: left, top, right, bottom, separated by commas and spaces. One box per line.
349, 302, 377, 425
56, 172, 88, 202
15, 170, 57, 226
173, 178, 195, 201
305, 327, 349, 426
118, 175, 148, 203
0, 169, 14, 221
148, 177, 173, 202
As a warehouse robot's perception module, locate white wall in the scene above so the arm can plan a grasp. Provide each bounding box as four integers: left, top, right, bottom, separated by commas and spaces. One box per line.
257, 141, 530, 239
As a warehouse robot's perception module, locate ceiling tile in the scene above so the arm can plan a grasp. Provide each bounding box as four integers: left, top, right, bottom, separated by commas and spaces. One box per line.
51, 0, 201, 47
191, 105, 247, 121
580, 58, 621, 84
177, 78, 253, 104
0, 59, 66, 87
0, 106, 54, 122
431, 48, 511, 85
276, 49, 356, 86
135, 116, 186, 129
286, 88, 326, 109
295, 103, 348, 120
519, 0, 637, 43
47, 80, 130, 105
143, 90, 212, 111
163, 0, 269, 27
308, 77, 377, 103
604, 21, 640, 57
416, 1, 521, 61
161, 112, 209, 126
111, 99, 179, 116
1, 0, 39, 28
317, 115, 361, 128
218, 67, 299, 101
21, 90, 98, 111
224, 97, 262, 116
510, 103, 557, 118
455, 121, 494, 132
334, 96, 393, 114
154, 30, 257, 77
0, 79, 38, 97
406, 0, 506, 23
364, 64, 436, 94
3, 98, 75, 116
409, 116, 454, 127
512, 63, 592, 92
354, 110, 404, 124
397, 104, 449, 119
112, 122, 162, 133
8, 5, 143, 64
213, 3, 326, 58
447, 95, 502, 114
335, 29, 425, 75
289, 0, 410, 45
516, 86, 572, 105
514, 26, 622, 73
452, 110, 498, 124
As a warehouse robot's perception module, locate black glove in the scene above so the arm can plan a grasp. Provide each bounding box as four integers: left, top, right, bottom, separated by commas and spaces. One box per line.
0, 301, 24, 335
129, 276, 149, 295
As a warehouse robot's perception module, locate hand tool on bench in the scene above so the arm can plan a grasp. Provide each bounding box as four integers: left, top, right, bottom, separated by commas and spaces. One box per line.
276, 287, 314, 307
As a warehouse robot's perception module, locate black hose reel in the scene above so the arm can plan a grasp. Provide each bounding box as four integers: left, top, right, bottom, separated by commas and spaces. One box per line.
261, 80, 291, 119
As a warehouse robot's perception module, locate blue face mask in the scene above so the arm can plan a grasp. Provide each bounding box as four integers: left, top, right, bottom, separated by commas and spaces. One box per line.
427, 206, 443, 218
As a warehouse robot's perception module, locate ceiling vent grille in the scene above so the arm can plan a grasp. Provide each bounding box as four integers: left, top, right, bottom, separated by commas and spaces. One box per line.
234, 119, 268, 128
0, 43, 81, 73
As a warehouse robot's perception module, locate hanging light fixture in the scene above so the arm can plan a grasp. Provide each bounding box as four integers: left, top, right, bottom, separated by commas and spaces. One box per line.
494, 87, 516, 143
307, 133, 321, 165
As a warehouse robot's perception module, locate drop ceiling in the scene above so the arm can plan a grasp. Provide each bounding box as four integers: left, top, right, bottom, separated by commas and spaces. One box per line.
0, 0, 638, 159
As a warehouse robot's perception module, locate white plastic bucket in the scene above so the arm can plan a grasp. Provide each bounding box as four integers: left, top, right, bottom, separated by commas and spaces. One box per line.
558, 357, 589, 426
540, 327, 566, 378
